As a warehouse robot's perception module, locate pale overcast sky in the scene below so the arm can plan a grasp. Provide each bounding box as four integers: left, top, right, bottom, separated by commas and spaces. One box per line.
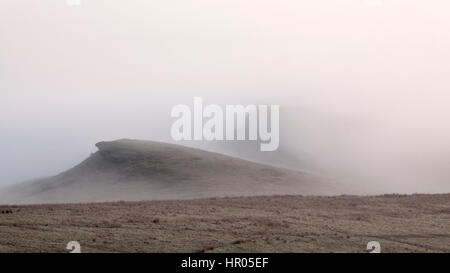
1, 0, 450, 192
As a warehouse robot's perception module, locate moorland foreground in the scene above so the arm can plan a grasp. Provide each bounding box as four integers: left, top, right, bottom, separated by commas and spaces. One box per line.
0, 194, 449, 253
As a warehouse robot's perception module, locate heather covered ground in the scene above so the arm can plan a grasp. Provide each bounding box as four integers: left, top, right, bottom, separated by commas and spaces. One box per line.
0, 194, 449, 253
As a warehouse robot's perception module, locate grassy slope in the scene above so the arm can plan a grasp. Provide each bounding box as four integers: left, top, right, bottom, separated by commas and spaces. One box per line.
0, 194, 449, 253
0, 139, 342, 204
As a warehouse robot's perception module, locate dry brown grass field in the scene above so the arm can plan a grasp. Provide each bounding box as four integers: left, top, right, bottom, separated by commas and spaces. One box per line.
1, 194, 449, 253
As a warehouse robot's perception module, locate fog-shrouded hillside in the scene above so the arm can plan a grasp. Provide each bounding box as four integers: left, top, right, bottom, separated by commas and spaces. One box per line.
0, 139, 355, 205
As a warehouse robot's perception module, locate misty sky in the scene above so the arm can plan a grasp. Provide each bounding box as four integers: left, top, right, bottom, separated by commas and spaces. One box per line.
1, 0, 450, 193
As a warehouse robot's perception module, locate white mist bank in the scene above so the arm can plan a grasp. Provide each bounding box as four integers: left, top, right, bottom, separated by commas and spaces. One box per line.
0, 0, 449, 193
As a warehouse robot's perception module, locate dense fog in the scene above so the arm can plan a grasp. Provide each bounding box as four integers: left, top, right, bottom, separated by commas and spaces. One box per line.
1, 0, 449, 193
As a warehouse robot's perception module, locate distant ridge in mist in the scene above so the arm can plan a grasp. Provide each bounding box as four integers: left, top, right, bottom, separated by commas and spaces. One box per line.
0, 139, 346, 204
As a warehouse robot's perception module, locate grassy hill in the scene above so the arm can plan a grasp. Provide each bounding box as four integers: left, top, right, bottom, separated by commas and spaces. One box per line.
0, 139, 343, 204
